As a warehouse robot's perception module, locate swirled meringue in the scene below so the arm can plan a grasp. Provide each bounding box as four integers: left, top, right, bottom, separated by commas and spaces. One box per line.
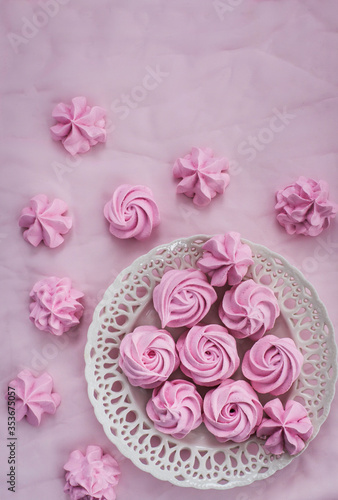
256, 399, 313, 455
153, 268, 217, 328
197, 232, 253, 287
104, 184, 160, 240
176, 324, 240, 386
50, 96, 106, 156
173, 147, 230, 207
219, 279, 280, 341
8, 370, 60, 426
64, 445, 120, 500
146, 379, 203, 439
275, 176, 337, 236
242, 334, 303, 395
119, 325, 179, 389
203, 379, 263, 443
19, 194, 72, 248
29, 277, 84, 336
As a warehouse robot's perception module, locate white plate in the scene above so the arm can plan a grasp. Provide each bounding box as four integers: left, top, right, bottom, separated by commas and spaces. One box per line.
85, 236, 337, 489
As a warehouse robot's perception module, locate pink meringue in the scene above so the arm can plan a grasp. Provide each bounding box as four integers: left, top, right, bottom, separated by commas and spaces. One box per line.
50, 96, 106, 156
29, 277, 84, 336
19, 194, 72, 248
242, 334, 303, 395
176, 324, 240, 386
119, 325, 179, 389
203, 379, 263, 443
219, 279, 280, 341
64, 445, 120, 500
153, 268, 217, 328
275, 176, 337, 236
197, 232, 253, 287
173, 147, 230, 207
256, 399, 313, 456
104, 184, 160, 240
146, 379, 203, 439
8, 370, 60, 426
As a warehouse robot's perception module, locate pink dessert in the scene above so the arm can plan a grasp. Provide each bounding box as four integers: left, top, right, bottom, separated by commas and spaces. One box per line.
64, 445, 120, 500
8, 370, 60, 426
153, 268, 217, 328
257, 399, 313, 456
104, 184, 160, 240
275, 176, 337, 236
146, 379, 203, 439
197, 232, 253, 286
119, 325, 179, 389
203, 379, 263, 443
219, 279, 280, 341
173, 147, 230, 207
50, 96, 106, 156
242, 334, 303, 395
176, 324, 240, 386
29, 277, 84, 336
19, 194, 72, 248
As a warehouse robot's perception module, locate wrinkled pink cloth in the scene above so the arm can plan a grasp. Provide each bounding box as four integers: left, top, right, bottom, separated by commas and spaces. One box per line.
104, 184, 160, 240
29, 277, 84, 336
275, 176, 337, 236
50, 96, 106, 155
118, 325, 179, 389
197, 232, 253, 286
18, 194, 72, 248
8, 370, 60, 426
64, 445, 120, 500
257, 399, 313, 456
173, 147, 230, 207
146, 379, 203, 439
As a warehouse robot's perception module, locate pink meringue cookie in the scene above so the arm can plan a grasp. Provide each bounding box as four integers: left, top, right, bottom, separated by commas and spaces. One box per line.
242, 334, 303, 396
104, 184, 160, 240
275, 176, 337, 236
153, 268, 217, 328
173, 147, 230, 207
50, 96, 106, 156
19, 194, 72, 248
29, 277, 84, 336
197, 232, 253, 287
176, 324, 240, 386
146, 379, 203, 439
8, 370, 60, 426
256, 399, 313, 456
119, 325, 179, 389
219, 279, 280, 341
203, 379, 263, 443
64, 445, 120, 500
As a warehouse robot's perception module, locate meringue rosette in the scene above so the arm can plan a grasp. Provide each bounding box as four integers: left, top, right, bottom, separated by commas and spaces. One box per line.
256, 399, 313, 456
8, 370, 60, 426
275, 176, 337, 236
173, 147, 230, 207
29, 276, 84, 336
242, 334, 303, 395
203, 379, 263, 443
104, 184, 160, 240
219, 279, 280, 340
119, 326, 179, 389
146, 379, 203, 439
153, 268, 217, 328
64, 445, 120, 500
50, 96, 106, 156
176, 324, 240, 386
197, 232, 253, 287
19, 194, 72, 248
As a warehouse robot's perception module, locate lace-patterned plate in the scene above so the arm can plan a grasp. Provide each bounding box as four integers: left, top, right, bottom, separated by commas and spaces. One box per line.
85, 236, 337, 489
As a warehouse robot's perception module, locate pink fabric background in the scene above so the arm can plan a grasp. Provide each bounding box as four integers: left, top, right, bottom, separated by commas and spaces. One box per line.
1, 1, 338, 499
